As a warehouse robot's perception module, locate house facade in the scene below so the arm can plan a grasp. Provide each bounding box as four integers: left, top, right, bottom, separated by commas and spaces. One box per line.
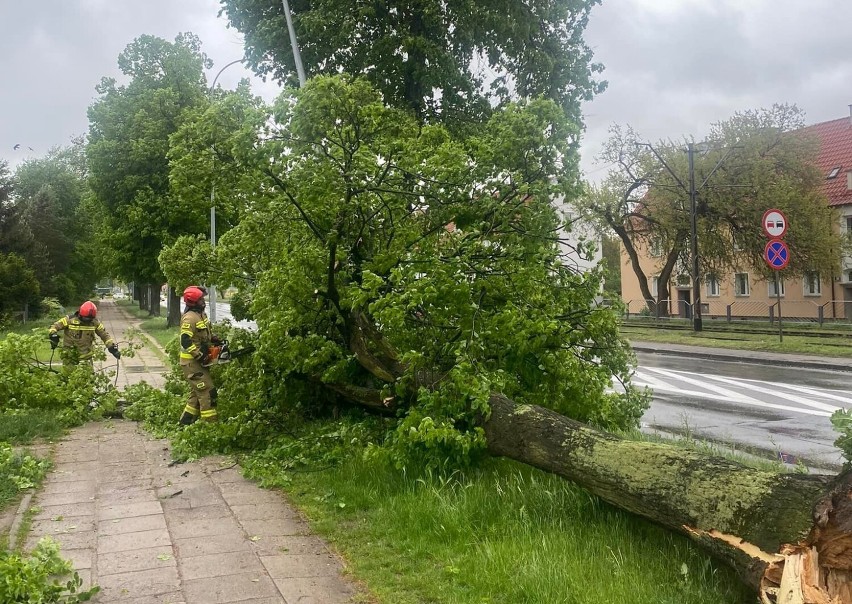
620, 109, 852, 322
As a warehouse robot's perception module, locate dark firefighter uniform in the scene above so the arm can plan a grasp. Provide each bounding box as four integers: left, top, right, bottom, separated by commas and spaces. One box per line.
179, 288, 218, 424
49, 309, 117, 366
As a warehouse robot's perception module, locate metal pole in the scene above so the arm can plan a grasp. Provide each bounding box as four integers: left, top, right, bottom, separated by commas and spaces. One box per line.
688, 143, 702, 332
282, 0, 306, 87
205, 59, 242, 324
776, 272, 783, 342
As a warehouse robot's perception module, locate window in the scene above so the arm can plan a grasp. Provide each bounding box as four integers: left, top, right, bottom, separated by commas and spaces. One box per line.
804, 272, 821, 296
649, 238, 662, 257
734, 273, 750, 296
767, 277, 785, 297
828, 166, 842, 179
651, 276, 660, 297
706, 274, 720, 297
846, 215, 852, 234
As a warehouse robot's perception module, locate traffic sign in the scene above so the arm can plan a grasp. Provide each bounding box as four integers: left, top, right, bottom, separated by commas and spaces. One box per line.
762, 209, 788, 238
764, 239, 789, 270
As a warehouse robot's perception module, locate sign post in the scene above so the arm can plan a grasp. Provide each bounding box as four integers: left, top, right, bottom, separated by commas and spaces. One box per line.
762, 209, 789, 343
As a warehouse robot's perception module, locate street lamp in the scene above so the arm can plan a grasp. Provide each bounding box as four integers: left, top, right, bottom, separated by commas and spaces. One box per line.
281, 0, 306, 87
207, 59, 243, 323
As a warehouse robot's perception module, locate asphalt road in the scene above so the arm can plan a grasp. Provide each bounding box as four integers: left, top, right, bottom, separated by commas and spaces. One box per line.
635, 352, 851, 472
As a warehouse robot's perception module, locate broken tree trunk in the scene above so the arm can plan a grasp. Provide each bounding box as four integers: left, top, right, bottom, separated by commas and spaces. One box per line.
340, 310, 852, 600
483, 393, 852, 603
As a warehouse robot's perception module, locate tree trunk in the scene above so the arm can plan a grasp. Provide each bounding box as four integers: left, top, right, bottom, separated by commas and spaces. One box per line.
137, 283, 148, 311
167, 286, 181, 328
148, 283, 161, 317
481, 394, 852, 602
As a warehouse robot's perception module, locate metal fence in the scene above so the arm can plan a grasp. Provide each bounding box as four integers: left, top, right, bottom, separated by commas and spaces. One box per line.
623, 298, 852, 325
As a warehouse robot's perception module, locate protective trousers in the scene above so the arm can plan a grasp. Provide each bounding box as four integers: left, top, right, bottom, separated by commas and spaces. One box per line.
179, 359, 218, 424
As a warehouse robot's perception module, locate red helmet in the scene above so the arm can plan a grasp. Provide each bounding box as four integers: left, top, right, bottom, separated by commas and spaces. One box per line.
183, 286, 206, 305
79, 301, 97, 319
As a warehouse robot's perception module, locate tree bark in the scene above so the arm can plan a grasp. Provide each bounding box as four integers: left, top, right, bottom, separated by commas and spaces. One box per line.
148, 283, 161, 317
166, 286, 181, 328
480, 393, 852, 602
137, 283, 148, 311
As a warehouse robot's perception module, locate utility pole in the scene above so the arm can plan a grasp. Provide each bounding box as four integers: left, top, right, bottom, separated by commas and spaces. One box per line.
207, 59, 243, 323
688, 143, 702, 332
281, 0, 306, 87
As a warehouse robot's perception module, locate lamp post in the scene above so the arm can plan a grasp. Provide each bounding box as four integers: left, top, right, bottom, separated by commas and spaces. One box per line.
687, 143, 701, 331
281, 0, 306, 87
207, 59, 243, 323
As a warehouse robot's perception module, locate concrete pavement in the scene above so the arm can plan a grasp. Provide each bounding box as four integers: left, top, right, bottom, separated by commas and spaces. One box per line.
21, 300, 362, 603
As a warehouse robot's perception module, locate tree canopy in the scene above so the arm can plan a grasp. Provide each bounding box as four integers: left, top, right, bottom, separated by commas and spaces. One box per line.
86, 33, 213, 288
580, 104, 840, 309
219, 0, 605, 130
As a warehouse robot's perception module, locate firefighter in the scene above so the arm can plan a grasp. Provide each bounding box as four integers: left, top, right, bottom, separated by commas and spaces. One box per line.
178, 285, 220, 425
48, 301, 120, 366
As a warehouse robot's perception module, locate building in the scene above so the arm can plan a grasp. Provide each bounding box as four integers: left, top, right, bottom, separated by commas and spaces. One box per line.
620, 108, 852, 321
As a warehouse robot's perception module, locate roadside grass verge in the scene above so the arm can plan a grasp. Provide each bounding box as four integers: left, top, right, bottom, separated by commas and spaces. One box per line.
621, 324, 852, 358
246, 452, 752, 604
0, 411, 66, 445
138, 316, 178, 351
1, 319, 54, 362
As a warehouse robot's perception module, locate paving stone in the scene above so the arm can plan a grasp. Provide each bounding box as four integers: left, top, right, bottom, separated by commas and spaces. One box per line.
52, 461, 100, 474
34, 489, 97, 506
164, 505, 231, 523
239, 517, 311, 537
172, 534, 252, 558
99, 478, 156, 495
99, 528, 172, 554
25, 529, 97, 551
182, 573, 281, 603
271, 576, 357, 604
218, 491, 283, 507
260, 554, 343, 578
101, 593, 186, 604
98, 513, 167, 536
99, 500, 163, 521
99, 546, 177, 576
41, 480, 97, 495
167, 516, 243, 540
97, 566, 181, 601
229, 503, 300, 521
58, 547, 94, 570
47, 469, 99, 483
34, 502, 95, 520
205, 467, 244, 484
31, 517, 96, 536
177, 550, 265, 580
99, 488, 160, 506
248, 535, 329, 557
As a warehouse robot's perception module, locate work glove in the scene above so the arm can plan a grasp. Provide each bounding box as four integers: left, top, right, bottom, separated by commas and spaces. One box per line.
49, 333, 59, 349
108, 345, 121, 360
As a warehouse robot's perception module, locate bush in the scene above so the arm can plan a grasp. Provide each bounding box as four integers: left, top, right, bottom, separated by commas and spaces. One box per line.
0, 443, 50, 508
0, 538, 99, 602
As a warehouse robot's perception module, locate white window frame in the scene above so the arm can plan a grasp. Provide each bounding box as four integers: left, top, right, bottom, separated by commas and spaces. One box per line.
734, 273, 750, 297
845, 215, 852, 234
648, 238, 662, 258
706, 274, 720, 297
767, 276, 785, 297
803, 272, 821, 296
651, 276, 660, 297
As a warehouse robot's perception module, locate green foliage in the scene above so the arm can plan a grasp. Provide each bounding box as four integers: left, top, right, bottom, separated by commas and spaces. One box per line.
830, 408, 852, 464
87, 33, 212, 286
0, 253, 40, 316
0, 537, 99, 603
0, 331, 120, 426
220, 0, 605, 129
0, 444, 50, 508
162, 75, 645, 471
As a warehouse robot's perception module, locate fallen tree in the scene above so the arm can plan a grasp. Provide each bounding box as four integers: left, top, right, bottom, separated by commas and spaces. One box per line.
163, 76, 852, 602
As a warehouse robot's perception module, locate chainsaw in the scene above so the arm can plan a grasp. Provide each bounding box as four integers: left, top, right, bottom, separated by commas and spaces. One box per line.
202, 340, 255, 367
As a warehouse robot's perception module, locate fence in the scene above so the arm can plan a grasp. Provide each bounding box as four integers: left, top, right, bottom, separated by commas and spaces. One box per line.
623, 298, 852, 325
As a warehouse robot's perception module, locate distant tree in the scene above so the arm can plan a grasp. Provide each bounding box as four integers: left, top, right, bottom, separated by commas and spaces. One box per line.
219, 0, 605, 130
580, 105, 839, 314
87, 33, 213, 320
600, 234, 621, 297
0, 253, 40, 316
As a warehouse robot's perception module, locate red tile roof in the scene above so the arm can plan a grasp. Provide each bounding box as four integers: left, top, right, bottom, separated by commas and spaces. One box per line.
801, 116, 852, 207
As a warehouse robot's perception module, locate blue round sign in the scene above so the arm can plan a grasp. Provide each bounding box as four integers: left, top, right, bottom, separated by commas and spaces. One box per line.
764, 239, 789, 270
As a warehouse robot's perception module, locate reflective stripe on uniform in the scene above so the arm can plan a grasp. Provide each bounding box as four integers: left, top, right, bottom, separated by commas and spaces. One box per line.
195, 381, 206, 390
182, 405, 199, 416
60, 317, 68, 327
195, 320, 208, 329
200, 409, 217, 419
69, 325, 96, 331
180, 352, 195, 359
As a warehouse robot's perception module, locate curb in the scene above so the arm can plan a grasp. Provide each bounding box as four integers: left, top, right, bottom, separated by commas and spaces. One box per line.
631, 345, 852, 373
7, 490, 33, 548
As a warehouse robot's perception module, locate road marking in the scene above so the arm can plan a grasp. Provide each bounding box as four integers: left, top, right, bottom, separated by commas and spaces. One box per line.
699, 374, 840, 414
637, 367, 834, 418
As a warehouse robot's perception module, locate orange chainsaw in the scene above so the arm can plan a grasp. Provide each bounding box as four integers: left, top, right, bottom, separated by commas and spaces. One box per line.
202, 340, 254, 367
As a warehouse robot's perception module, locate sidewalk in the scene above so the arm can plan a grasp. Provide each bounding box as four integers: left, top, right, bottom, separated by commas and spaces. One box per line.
23, 300, 362, 603
632, 340, 852, 372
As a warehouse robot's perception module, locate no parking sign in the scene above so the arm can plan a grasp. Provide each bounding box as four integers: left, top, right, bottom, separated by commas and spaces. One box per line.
764, 239, 789, 270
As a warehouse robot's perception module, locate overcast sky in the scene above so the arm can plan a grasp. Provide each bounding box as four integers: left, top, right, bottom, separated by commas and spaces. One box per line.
2, 0, 851, 179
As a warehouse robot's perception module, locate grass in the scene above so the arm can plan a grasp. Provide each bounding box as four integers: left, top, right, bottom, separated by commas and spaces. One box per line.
621, 323, 852, 358
114, 299, 178, 354
246, 452, 753, 604
0, 411, 66, 445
